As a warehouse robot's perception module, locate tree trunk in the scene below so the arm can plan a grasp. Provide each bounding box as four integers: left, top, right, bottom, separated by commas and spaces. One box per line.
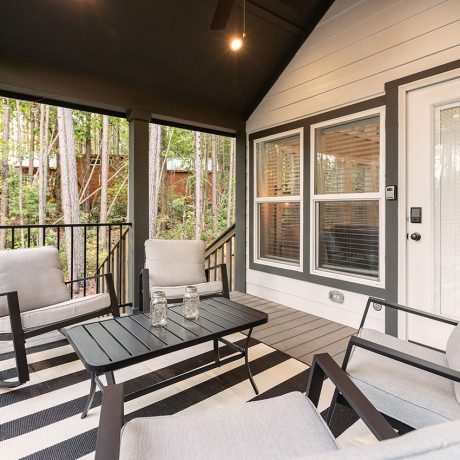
211, 134, 218, 231
148, 123, 162, 238
57, 107, 83, 287
38, 104, 49, 236
15, 101, 25, 246
28, 107, 35, 179
227, 138, 235, 227
100, 114, 109, 248
84, 113, 92, 213
0, 99, 10, 249
195, 131, 202, 240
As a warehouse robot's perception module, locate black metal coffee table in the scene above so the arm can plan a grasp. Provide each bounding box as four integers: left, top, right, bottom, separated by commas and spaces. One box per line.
63, 296, 268, 418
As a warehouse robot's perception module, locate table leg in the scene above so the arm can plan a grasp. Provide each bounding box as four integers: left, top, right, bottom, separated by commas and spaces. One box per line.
81, 373, 97, 419
213, 339, 220, 365
105, 371, 116, 385
244, 328, 259, 395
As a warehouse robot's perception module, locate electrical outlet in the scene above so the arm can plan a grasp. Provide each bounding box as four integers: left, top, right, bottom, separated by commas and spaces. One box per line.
329, 290, 344, 304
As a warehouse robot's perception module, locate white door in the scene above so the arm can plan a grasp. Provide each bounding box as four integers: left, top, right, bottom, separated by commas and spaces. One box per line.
406, 77, 460, 349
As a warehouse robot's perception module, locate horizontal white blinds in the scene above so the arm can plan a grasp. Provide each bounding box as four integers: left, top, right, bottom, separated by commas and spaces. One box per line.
259, 202, 300, 264
315, 116, 380, 194
317, 200, 379, 278
256, 135, 301, 198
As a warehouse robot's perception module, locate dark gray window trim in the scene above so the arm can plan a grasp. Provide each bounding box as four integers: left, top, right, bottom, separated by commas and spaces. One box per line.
249, 96, 387, 297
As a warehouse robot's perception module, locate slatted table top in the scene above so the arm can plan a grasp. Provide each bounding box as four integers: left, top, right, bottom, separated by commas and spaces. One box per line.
64, 297, 268, 373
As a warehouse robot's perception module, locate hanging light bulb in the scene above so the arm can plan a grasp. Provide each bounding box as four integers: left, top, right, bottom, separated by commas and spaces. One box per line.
31, 101, 39, 114
229, 0, 246, 51
1, 98, 8, 109
230, 36, 243, 51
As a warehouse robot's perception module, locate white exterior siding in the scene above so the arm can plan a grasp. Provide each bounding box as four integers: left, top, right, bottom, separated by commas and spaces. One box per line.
245, 0, 460, 330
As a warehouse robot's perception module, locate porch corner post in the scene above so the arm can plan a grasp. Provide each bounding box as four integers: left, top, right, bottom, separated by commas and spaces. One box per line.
234, 130, 247, 293
127, 109, 150, 310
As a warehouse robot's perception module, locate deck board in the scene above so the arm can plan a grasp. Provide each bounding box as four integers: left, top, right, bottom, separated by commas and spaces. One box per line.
230, 291, 357, 367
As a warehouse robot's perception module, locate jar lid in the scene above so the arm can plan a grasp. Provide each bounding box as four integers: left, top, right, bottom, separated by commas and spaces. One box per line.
185, 285, 198, 292
152, 290, 166, 297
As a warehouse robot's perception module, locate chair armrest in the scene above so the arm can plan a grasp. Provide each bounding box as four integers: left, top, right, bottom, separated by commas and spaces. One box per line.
205, 264, 229, 298
306, 353, 397, 441
347, 335, 460, 382
65, 273, 120, 317
95, 383, 124, 460
360, 297, 458, 330
140, 268, 150, 312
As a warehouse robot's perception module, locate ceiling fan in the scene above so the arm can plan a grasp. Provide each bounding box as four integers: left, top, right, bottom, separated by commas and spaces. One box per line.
210, 0, 236, 30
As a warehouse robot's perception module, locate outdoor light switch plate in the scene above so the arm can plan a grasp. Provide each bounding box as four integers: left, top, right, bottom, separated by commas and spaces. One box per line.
385, 185, 397, 200
329, 290, 344, 304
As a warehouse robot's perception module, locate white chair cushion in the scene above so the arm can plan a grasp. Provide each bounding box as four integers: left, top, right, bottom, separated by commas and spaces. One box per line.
119, 392, 338, 460
150, 281, 223, 300
446, 324, 460, 403
0, 246, 70, 316
309, 419, 460, 459
0, 293, 111, 333
145, 239, 207, 287
347, 328, 460, 429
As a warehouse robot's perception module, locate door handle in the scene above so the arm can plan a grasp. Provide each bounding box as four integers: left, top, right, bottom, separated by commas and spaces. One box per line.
410, 232, 421, 241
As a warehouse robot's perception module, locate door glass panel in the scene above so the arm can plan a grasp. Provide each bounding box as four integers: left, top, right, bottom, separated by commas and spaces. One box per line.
435, 104, 460, 318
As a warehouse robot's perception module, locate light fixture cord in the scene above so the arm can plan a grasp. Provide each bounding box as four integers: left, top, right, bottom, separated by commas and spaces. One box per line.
243, 0, 246, 37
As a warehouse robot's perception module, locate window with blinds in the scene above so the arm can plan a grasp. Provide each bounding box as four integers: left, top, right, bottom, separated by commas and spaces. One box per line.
255, 131, 302, 268
312, 113, 383, 283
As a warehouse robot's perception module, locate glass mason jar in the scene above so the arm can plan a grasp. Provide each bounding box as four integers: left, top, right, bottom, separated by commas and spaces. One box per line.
150, 290, 167, 327
183, 286, 200, 320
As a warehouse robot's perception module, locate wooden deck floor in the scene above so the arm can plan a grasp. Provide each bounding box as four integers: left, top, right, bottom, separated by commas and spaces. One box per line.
230, 291, 356, 366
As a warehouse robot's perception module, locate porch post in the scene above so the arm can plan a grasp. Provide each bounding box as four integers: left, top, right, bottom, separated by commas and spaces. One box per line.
127, 109, 150, 310
234, 130, 246, 293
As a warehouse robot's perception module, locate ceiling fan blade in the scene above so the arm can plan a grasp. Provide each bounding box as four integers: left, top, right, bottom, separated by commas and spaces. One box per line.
210, 0, 236, 30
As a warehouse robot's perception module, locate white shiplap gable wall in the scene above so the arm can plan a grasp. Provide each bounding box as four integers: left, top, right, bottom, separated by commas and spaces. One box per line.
245, 0, 460, 329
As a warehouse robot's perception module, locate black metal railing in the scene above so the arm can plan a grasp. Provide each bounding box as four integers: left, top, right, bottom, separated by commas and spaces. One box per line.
0, 223, 132, 309
205, 223, 236, 291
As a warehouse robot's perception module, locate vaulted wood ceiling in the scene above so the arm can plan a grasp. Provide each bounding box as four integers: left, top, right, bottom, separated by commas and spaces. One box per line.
0, 0, 334, 131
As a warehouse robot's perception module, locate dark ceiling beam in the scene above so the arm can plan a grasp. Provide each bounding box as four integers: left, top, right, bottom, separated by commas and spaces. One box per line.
246, 1, 304, 35
245, 0, 335, 117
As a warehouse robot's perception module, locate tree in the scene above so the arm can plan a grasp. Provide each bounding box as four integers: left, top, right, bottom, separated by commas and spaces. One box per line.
148, 123, 162, 238
227, 138, 235, 226
195, 131, 202, 239
28, 105, 35, 179
15, 100, 25, 245
211, 134, 218, 231
100, 114, 109, 248
57, 107, 83, 285
0, 98, 10, 249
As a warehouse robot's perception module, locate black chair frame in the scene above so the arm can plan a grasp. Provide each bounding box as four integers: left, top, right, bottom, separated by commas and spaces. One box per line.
95, 352, 397, 460
327, 296, 460, 434
0, 273, 120, 387
139, 263, 230, 311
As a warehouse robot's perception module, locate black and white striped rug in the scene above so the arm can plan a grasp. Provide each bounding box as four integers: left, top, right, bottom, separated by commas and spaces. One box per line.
1, 331, 337, 460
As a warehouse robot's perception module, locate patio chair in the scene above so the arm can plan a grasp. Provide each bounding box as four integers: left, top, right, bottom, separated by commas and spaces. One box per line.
327, 297, 460, 433
0, 246, 119, 387
94, 352, 460, 460
139, 239, 229, 308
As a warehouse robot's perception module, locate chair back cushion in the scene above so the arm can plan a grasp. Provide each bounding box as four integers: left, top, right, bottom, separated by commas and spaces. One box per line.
446, 324, 460, 403
0, 246, 70, 317
145, 239, 207, 287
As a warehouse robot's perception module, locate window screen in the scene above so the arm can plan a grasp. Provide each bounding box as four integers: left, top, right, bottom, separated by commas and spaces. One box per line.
256, 135, 301, 198
315, 116, 380, 194
317, 201, 379, 278
255, 132, 302, 268
259, 202, 300, 264
312, 113, 382, 282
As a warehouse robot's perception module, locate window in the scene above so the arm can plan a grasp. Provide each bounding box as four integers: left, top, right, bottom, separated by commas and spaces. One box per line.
254, 129, 303, 270
311, 110, 384, 285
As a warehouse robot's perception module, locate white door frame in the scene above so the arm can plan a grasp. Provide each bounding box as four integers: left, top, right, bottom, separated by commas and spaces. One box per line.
397, 68, 460, 340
